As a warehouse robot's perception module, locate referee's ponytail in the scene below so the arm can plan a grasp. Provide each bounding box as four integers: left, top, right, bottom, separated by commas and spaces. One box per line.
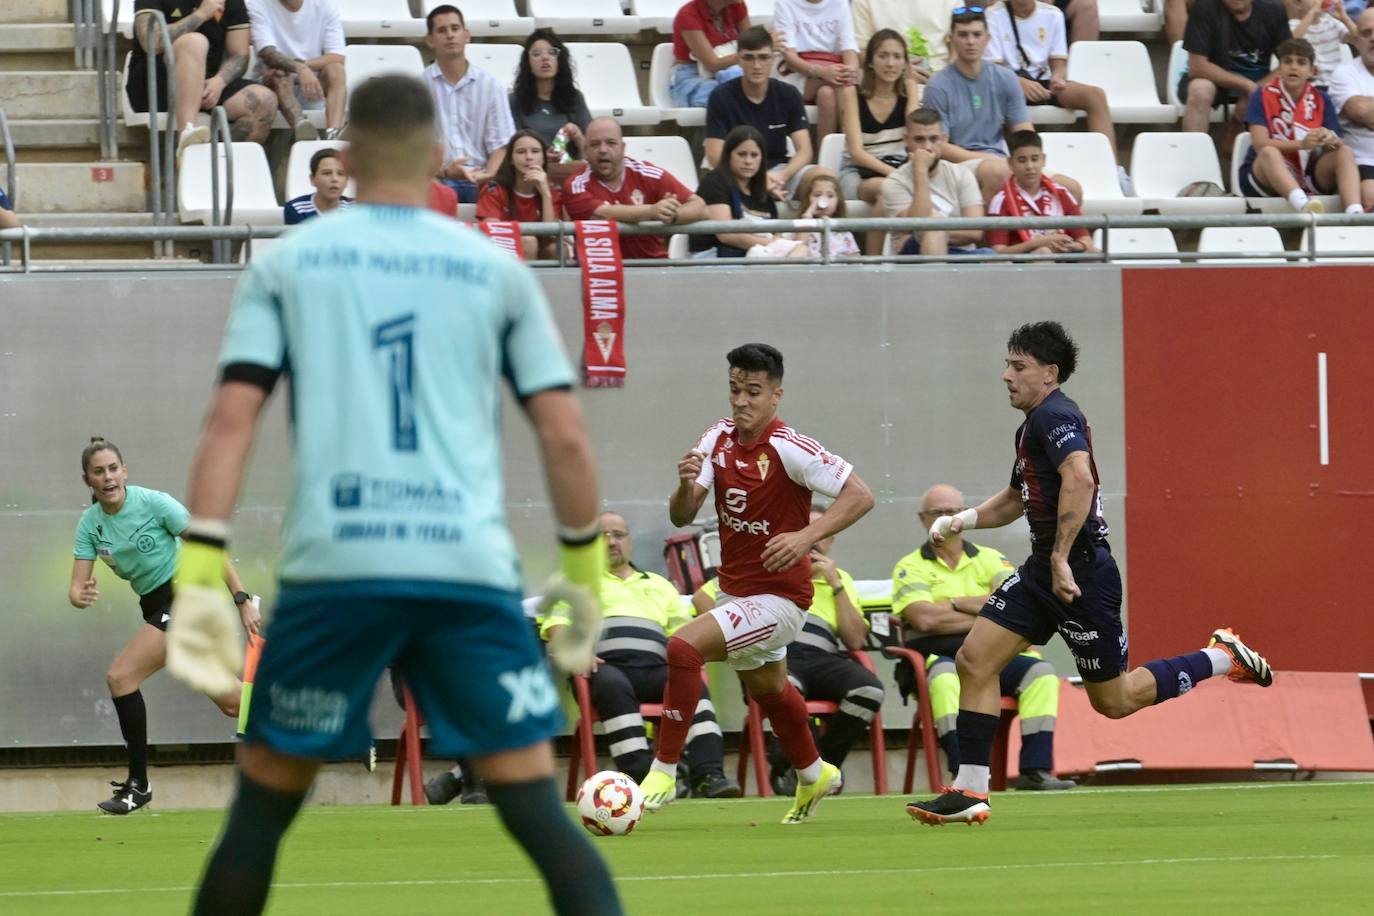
81, 437, 124, 503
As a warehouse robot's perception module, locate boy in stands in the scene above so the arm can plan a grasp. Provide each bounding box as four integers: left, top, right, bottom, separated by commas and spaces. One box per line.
283, 147, 352, 225
641, 343, 874, 824
985, 131, 1099, 259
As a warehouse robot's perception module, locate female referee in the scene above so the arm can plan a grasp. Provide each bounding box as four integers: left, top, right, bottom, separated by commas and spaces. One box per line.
68, 437, 261, 815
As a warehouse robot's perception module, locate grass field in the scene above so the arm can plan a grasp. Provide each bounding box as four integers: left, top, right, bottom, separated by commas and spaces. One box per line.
2, 781, 1372, 914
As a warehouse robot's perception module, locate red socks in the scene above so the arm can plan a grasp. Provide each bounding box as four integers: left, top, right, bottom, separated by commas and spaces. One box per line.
754, 683, 820, 770
655, 637, 705, 765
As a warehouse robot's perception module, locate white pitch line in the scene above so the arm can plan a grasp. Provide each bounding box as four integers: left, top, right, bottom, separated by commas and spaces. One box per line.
1318, 351, 1329, 466
0, 853, 1358, 898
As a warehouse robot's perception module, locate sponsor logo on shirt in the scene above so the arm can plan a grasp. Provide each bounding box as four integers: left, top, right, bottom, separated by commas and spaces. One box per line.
331, 473, 464, 513
720, 487, 771, 535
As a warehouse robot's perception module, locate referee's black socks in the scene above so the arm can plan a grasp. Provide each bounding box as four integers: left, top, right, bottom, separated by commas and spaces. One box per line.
488, 777, 624, 916
111, 690, 148, 789
192, 771, 306, 916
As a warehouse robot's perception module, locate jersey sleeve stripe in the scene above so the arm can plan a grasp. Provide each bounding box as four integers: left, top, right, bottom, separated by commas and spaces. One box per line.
773, 428, 821, 456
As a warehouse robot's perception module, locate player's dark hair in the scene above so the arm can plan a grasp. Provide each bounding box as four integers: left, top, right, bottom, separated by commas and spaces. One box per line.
909, 108, 942, 129
426, 4, 464, 33
350, 74, 435, 138
728, 343, 785, 383
1007, 322, 1078, 383
1275, 38, 1317, 66
739, 25, 774, 53
715, 125, 770, 202
513, 29, 579, 116
1007, 130, 1042, 155
309, 147, 341, 176
490, 129, 551, 218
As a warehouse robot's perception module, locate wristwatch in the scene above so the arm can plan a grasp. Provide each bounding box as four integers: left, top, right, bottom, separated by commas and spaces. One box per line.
233, 590, 251, 606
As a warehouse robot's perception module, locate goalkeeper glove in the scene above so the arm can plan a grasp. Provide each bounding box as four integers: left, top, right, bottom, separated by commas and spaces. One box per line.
543, 522, 605, 675
166, 520, 242, 697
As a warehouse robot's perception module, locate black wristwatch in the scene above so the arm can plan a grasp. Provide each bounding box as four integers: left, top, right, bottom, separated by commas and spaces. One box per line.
233, 591, 251, 606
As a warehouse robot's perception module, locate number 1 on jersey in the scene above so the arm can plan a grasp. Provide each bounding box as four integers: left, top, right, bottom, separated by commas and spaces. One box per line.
374, 314, 417, 452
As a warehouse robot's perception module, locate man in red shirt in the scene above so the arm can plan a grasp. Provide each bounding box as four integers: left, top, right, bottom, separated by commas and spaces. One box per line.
641, 343, 874, 823
562, 117, 705, 260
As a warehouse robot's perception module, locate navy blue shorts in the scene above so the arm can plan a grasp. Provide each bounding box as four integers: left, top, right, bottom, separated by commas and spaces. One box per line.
245, 580, 562, 760
980, 547, 1127, 683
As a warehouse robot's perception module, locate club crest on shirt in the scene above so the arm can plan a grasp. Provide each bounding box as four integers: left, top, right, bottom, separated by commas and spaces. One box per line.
756, 453, 770, 480
724, 438, 733, 450
630, 189, 645, 205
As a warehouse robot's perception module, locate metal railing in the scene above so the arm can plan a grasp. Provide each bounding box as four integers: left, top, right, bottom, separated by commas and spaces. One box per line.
102, 0, 123, 159
134, 8, 178, 259
0, 108, 14, 267
4, 212, 1374, 272
207, 105, 234, 264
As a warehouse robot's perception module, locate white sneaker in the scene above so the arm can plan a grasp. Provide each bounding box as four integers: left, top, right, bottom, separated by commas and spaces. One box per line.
176, 124, 210, 156
1117, 165, 1135, 197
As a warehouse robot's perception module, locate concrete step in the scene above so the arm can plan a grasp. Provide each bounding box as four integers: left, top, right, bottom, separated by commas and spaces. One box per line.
13, 161, 146, 212
0, 0, 69, 24
0, 23, 75, 51
0, 70, 99, 118
20, 211, 156, 228
7, 118, 145, 155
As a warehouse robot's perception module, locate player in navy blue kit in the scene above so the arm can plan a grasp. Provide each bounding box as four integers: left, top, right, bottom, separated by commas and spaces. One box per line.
907, 322, 1273, 826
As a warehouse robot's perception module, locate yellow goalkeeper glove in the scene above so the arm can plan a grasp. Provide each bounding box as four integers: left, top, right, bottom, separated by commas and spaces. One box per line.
166, 521, 241, 697
543, 522, 605, 675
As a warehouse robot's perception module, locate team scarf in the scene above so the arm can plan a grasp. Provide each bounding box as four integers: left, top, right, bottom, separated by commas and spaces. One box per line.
574, 220, 627, 388
997, 174, 1073, 243
1260, 80, 1325, 193
476, 220, 525, 260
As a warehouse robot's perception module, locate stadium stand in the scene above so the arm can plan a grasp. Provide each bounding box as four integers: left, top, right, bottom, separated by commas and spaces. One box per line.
1228, 133, 1342, 212
623, 135, 699, 191
1039, 132, 1143, 215
816, 133, 874, 217
1092, 227, 1181, 263
1067, 41, 1177, 124
464, 41, 523, 87
1097, 0, 1164, 33
334, 0, 426, 39
1165, 39, 1224, 123
1299, 224, 1374, 262
100, 0, 137, 39
460, 0, 536, 37
1196, 225, 1289, 263
649, 42, 706, 128
527, 0, 642, 36
178, 141, 282, 225
1129, 132, 1247, 213
343, 42, 425, 94
567, 42, 662, 125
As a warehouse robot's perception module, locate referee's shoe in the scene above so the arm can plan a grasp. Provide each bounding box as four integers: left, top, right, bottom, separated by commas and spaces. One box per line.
98, 779, 151, 815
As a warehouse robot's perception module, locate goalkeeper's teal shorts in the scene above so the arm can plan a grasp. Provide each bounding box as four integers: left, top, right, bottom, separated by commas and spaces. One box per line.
244, 579, 563, 759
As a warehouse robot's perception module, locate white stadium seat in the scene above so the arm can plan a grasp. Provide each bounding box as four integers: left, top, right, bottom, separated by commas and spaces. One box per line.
1039, 132, 1143, 215
103, 0, 136, 38
1029, 103, 1080, 126
1197, 226, 1290, 264
1067, 41, 1176, 124
334, 0, 424, 39
344, 43, 424, 95
1298, 225, 1374, 263
1228, 133, 1340, 212
528, 0, 641, 36
465, 42, 523, 89
749, 0, 777, 25
1093, 227, 1180, 263
567, 43, 661, 126
632, 0, 687, 33
1098, 0, 1163, 33
1166, 40, 1223, 122
1130, 132, 1246, 214
649, 43, 706, 127
179, 142, 282, 225
623, 135, 700, 192
285, 140, 356, 201
461, 0, 536, 37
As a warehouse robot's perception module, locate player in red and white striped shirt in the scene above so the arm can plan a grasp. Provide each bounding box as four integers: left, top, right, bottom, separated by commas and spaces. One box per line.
640, 343, 874, 824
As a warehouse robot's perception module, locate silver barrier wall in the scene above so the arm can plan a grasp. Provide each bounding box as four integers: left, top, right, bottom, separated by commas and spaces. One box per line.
0, 265, 1124, 746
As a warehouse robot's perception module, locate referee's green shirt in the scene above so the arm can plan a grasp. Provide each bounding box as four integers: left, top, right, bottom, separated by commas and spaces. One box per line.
73, 485, 189, 595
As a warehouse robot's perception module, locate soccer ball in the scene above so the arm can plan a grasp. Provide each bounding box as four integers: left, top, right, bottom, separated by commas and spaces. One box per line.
576, 770, 644, 836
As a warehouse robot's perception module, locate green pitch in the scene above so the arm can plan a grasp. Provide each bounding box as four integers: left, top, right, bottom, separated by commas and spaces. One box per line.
3, 782, 1372, 914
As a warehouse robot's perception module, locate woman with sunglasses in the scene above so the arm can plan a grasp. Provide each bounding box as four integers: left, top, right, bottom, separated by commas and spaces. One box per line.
509, 29, 592, 182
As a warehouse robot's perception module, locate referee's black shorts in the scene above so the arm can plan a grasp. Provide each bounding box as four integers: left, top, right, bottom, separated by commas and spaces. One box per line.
138, 579, 174, 632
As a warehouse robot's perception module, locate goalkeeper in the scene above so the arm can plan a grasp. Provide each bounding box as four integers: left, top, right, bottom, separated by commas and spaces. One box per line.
168, 74, 621, 916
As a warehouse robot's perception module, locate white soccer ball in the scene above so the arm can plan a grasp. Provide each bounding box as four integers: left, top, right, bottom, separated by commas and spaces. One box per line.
576, 770, 645, 837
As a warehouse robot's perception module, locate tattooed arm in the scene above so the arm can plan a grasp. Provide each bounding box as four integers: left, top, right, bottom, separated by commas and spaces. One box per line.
135, 0, 224, 54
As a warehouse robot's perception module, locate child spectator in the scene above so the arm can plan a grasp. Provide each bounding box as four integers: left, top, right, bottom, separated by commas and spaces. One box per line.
839, 27, 920, 251
692, 125, 808, 258
1286, 0, 1357, 86
773, 0, 861, 139
669, 0, 751, 108
1239, 37, 1365, 212
986, 130, 1099, 257
791, 170, 861, 258
283, 147, 352, 224
477, 129, 562, 258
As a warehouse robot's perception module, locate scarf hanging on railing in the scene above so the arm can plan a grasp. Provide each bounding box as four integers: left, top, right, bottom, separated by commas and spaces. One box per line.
477, 220, 525, 260
574, 220, 627, 388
